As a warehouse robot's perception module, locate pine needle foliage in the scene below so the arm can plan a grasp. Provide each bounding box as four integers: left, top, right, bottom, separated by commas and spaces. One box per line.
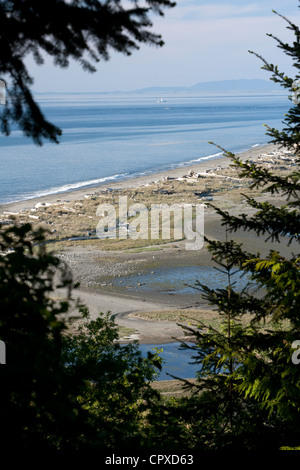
180, 4, 300, 450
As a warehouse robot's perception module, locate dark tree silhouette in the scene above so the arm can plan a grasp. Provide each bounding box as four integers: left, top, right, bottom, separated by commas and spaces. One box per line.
0, 0, 175, 145
0, 224, 162, 450
179, 6, 300, 450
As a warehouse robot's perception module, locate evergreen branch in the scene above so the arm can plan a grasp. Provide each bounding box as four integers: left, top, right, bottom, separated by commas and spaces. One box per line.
248, 51, 293, 88
271, 9, 300, 36
0, 0, 175, 144
230, 156, 300, 198
206, 201, 299, 244
208, 141, 235, 158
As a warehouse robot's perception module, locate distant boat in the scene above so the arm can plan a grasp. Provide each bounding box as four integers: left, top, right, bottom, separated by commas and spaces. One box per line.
157, 98, 167, 103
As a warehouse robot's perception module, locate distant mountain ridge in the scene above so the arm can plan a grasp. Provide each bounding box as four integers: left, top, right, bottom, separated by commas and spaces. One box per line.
135, 79, 281, 93
34, 79, 283, 95
191, 79, 279, 90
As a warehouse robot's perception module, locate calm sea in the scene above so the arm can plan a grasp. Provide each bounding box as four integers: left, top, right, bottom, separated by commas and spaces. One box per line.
0, 90, 289, 204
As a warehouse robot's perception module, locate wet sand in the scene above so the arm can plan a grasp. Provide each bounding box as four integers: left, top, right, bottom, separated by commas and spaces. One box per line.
2, 142, 298, 343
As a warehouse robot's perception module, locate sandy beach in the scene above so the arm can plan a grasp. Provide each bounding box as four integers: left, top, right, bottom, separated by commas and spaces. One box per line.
1, 142, 298, 344
0, 143, 279, 214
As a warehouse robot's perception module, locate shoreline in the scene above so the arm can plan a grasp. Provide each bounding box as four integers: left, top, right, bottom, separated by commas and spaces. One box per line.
0, 142, 279, 214
1, 140, 298, 345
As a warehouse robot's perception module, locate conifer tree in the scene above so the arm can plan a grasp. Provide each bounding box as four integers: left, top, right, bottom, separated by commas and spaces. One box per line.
0, 0, 175, 145
181, 4, 300, 449
0, 224, 161, 450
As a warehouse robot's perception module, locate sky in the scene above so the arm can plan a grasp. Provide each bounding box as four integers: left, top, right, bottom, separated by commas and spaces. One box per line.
27, 0, 299, 93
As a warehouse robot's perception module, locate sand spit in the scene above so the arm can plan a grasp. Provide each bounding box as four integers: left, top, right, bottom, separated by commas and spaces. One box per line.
1, 143, 298, 343
0, 142, 293, 215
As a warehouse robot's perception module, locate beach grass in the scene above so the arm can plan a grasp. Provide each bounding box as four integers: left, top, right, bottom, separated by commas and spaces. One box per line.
123, 246, 164, 253
151, 379, 198, 397
129, 308, 254, 329
3, 148, 297, 253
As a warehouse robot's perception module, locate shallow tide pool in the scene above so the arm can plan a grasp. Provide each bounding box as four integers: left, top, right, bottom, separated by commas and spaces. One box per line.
114, 265, 254, 295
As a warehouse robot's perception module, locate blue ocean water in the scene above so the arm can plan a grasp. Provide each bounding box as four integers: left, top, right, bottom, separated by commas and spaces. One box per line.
0, 90, 289, 204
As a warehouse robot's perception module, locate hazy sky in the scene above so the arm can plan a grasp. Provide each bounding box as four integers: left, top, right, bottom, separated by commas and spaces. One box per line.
28, 0, 299, 92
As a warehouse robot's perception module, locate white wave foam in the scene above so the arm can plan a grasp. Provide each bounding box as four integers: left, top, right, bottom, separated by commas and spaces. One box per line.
186, 152, 223, 164
3, 143, 266, 204
10, 173, 129, 203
